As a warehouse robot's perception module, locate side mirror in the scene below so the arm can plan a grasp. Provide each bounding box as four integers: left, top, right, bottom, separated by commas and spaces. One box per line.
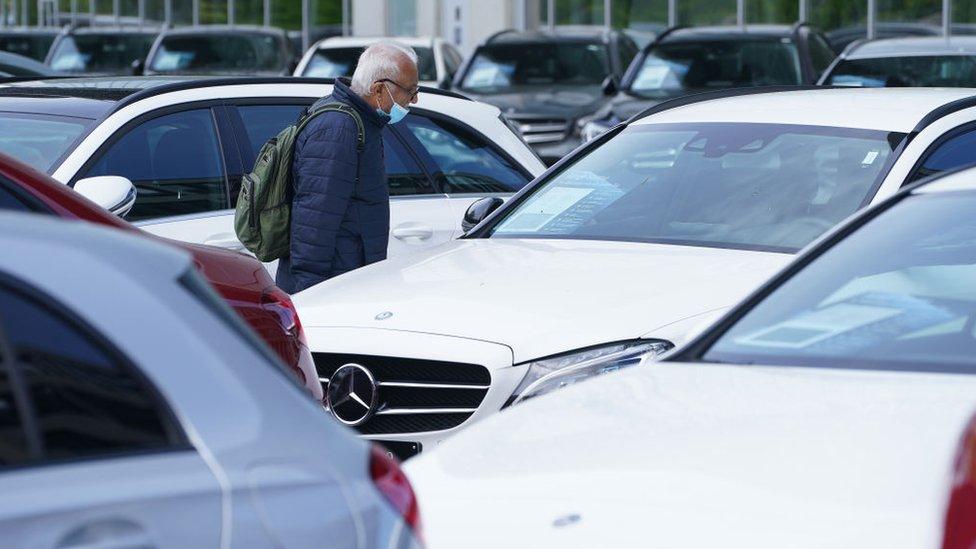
130, 58, 145, 76
462, 197, 504, 233
601, 75, 619, 96
74, 176, 137, 218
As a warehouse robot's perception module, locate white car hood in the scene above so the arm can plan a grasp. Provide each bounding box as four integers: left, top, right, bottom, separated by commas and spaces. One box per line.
294, 239, 791, 362
406, 362, 976, 548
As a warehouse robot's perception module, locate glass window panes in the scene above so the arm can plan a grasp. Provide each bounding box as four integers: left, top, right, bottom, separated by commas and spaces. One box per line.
825, 56, 976, 87
48, 33, 156, 74
0, 113, 92, 173
236, 104, 307, 169
84, 109, 227, 221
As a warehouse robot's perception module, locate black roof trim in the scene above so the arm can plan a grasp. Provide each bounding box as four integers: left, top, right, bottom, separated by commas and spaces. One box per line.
107, 76, 470, 115
485, 28, 518, 44
911, 93, 976, 135
840, 37, 871, 58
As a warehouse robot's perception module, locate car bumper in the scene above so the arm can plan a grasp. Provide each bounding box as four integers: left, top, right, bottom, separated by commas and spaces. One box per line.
305, 326, 525, 457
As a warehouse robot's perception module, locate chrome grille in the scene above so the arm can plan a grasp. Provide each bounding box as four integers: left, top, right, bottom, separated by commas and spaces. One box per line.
508, 115, 570, 144
314, 353, 490, 434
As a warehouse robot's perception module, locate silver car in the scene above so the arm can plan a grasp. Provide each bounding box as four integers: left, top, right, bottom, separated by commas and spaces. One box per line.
0, 212, 421, 548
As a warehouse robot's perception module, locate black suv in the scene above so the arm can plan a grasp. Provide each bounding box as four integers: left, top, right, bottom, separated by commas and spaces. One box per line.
453, 26, 640, 165
580, 24, 836, 141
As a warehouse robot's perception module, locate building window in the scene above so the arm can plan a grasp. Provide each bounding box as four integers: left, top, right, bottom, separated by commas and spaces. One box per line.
388, 0, 417, 36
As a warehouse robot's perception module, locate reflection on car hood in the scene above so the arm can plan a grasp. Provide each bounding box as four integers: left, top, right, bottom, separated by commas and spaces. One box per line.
407, 361, 976, 548
293, 239, 790, 362
463, 84, 608, 119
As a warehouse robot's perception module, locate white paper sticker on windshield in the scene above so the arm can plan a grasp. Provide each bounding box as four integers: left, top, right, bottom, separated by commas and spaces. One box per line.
633, 66, 671, 89
498, 186, 594, 232
467, 66, 504, 87
862, 150, 880, 166
735, 302, 901, 349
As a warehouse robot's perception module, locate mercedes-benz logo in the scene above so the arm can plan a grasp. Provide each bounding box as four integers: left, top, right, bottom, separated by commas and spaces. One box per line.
326, 363, 378, 426
375, 311, 393, 321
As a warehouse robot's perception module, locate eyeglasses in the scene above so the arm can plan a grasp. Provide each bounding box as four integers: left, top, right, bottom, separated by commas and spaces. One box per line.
377, 78, 419, 100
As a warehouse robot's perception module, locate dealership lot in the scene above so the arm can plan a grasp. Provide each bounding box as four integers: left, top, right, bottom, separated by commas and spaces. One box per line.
5, 5, 976, 546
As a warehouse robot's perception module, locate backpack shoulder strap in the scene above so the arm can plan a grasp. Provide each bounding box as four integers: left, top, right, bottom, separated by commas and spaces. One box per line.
297, 101, 366, 152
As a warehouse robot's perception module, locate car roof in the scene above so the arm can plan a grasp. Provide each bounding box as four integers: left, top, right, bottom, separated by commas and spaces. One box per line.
0, 76, 198, 117
845, 36, 976, 59
317, 36, 435, 49
661, 24, 796, 43
159, 25, 286, 37
486, 25, 614, 44
915, 165, 976, 193
64, 26, 160, 36
0, 27, 61, 36
633, 87, 976, 132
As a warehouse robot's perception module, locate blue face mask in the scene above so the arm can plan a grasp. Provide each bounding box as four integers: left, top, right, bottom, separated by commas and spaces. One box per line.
376, 84, 409, 124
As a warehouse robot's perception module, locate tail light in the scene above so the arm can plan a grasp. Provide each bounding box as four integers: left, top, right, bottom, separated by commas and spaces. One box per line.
261, 287, 323, 402
370, 445, 423, 543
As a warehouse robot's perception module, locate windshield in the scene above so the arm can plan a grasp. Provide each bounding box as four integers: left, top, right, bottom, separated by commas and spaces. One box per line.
150, 33, 285, 73
459, 41, 609, 92
489, 123, 902, 252
630, 39, 802, 97
49, 34, 155, 73
824, 56, 976, 87
0, 112, 92, 172
303, 45, 436, 81
0, 34, 56, 61
704, 192, 976, 373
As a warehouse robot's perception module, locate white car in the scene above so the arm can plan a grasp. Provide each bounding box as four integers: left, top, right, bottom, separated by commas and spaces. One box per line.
819, 35, 976, 87
405, 165, 976, 549
293, 87, 976, 456
0, 211, 421, 548
295, 36, 464, 88
0, 76, 543, 263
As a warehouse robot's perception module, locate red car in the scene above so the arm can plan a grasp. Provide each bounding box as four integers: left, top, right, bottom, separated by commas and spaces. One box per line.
0, 153, 322, 401
944, 413, 976, 549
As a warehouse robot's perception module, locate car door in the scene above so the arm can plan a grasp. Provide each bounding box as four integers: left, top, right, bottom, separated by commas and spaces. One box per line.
0, 276, 222, 547
392, 110, 536, 238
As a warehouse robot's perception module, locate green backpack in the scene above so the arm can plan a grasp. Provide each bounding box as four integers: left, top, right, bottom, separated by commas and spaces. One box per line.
234, 102, 365, 262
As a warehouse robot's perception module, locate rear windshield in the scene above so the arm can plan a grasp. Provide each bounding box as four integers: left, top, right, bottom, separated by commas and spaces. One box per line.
824, 55, 976, 87
302, 45, 437, 81
629, 39, 802, 97
0, 34, 56, 61
49, 34, 156, 74
459, 41, 610, 92
151, 33, 286, 74
0, 112, 93, 172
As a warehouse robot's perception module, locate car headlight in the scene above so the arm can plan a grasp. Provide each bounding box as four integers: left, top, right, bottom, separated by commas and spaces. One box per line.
505, 340, 674, 407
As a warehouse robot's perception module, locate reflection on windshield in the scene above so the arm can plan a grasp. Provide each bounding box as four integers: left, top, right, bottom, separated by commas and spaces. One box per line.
705, 193, 976, 373
490, 123, 902, 252
630, 40, 801, 97
460, 42, 609, 92
825, 56, 976, 87
303, 46, 437, 81
0, 113, 92, 172
49, 34, 155, 73
151, 34, 285, 73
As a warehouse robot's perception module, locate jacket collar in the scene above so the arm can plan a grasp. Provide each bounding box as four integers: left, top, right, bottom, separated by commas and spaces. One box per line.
333, 77, 389, 129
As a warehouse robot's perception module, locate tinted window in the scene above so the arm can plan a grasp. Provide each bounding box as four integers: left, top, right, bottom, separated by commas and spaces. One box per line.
490, 123, 900, 252
910, 128, 976, 183
401, 114, 528, 193
825, 56, 976, 87
302, 45, 437, 81
630, 39, 802, 97
384, 131, 435, 196
704, 192, 976, 373
237, 104, 307, 169
0, 180, 31, 212
809, 33, 836, 75
617, 35, 640, 72
49, 33, 156, 74
0, 323, 30, 466
85, 109, 227, 221
442, 45, 461, 77
0, 280, 175, 462
151, 33, 286, 74
460, 42, 610, 92
0, 34, 56, 61
0, 113, 92, 173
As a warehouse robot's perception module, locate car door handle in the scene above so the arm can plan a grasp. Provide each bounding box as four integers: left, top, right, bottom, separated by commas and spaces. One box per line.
392, 224, 434, 240
56, 519, 154, 549
204, 234, 247, 251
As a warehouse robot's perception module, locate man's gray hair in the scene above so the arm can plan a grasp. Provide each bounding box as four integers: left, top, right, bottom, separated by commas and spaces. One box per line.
350, 41, 419, 96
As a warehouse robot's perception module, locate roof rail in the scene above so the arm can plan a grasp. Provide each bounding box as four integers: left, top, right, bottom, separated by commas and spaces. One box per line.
644, 25, 687, 50
485, 28, 519, 43
628, 85, 837, 124
790, 21, 810, 34
840, 37, 871, 58
110, 76, 470, 115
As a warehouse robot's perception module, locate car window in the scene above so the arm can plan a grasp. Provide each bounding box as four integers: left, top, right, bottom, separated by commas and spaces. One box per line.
0, 34, 56, 61
703, 192, 976, 373
0, 180, 32, 212
617, 35, 640, 73
303, 45, 438, 81
489, 122, 902, 252
442, 45, 461, 78
49, 33, 156, 73
629, 39, 802, 97
0, 277, 178, 464
824, 56, 976, 87
84, 109, 227, 221
908, 127, 976, 184
459, 41, 610, 92
236, 104, 307, 169
384, 131, 435, 196
400, 113, 529, 194
150, 33, 285, 73
808, 32, 836, 76
0, 113, 93, 173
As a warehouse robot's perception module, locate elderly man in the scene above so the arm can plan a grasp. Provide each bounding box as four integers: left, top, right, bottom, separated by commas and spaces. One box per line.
276, 41, 419, 294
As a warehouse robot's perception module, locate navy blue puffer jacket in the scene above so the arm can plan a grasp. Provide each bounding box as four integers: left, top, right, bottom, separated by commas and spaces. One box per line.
276, 79, 390, 294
